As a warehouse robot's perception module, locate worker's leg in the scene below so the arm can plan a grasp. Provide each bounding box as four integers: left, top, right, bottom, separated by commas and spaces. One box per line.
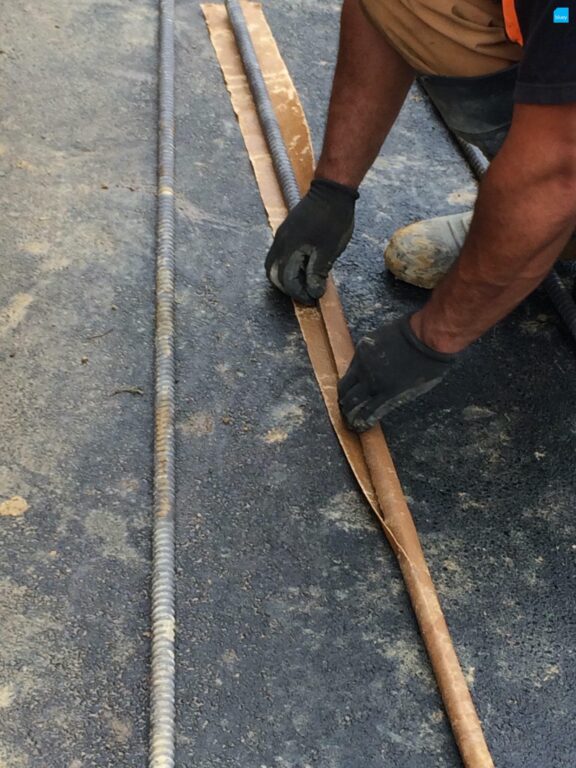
411, 102, 576, 354
384, 69, 576, 288
350, 0, 525, 288
385, 66, 516, 288
314, 0, 415, 188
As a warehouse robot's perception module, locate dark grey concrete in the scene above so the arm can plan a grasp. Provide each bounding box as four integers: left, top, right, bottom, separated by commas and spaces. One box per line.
1, 0, 575, 767
0, 1, 156, 765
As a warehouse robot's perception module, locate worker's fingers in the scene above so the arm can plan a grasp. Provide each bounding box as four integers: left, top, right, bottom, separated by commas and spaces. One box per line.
338, 381, 367, 416
340, 389, 382, 433
265, 236, 294, 292
266, 258, 287, 293
338, 340, 384, 431
339, 377, 388, 431
338, 358, 377, 432
346, 378, 447, 432
343, 398, 383, 432
305, 251, 328, 299
264, 231, 281, 270
265, 237, 287, 291
337, 358, 361, 398
279, 249, 316, 305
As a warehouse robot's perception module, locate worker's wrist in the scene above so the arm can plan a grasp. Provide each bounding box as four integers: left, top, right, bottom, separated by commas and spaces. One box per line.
314, 160, 362, 190
409, 310, 468, 355
311, 177, 359, 201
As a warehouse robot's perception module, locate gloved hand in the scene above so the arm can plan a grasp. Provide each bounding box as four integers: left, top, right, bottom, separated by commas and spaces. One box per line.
338, 315, 457, 432
265, 178, 359, 305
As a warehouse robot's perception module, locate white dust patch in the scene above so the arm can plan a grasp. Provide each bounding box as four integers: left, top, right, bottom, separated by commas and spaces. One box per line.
20, 240, 50, 255
542, 664, 560, 683
262, 400, 305, 444
519, 315, 551, 335
221, 648, 239, 666
103, 709, 133, 745
0, 496, 28, 517
493, 642, 564, 690
84, 509, 142, 562
457, 492, 486, 512
263, 427, 289, 444
363, 634, 434, 689
0, 745, 30, 768
319, 491, 375, 534
465, 666, 476, 686
461, 405, 495, 421
15, 159, 37, 172
372, 153, 422, 173
0, 579, 80, 709
0, 294, 34, 336
447, 186, 477, 206
179, 411, 215, 437
422, 534, 477, 602
383, 638, 432, 684
0, 684, 15, 709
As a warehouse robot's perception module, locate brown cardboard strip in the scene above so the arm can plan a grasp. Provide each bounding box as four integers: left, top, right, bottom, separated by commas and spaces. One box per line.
203, 4, 494, 766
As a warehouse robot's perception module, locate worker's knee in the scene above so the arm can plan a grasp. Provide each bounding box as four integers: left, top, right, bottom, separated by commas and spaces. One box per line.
420, 67, 517, 160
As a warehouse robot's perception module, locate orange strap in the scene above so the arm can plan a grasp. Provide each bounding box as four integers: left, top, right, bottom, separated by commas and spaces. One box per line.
502, 0, 524, 46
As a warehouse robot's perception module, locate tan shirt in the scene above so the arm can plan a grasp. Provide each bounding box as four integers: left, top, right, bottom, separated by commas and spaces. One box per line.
361, 0, 522, 77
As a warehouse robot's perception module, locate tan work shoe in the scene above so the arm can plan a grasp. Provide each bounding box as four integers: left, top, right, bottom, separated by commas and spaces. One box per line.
385, 211, 576, 289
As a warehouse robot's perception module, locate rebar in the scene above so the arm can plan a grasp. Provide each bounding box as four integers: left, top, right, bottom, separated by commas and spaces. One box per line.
224, 0, 301, 210
149, 0, 177, 765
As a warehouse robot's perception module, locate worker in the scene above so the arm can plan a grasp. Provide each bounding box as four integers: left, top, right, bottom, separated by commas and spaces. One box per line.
265, 0, 576, 432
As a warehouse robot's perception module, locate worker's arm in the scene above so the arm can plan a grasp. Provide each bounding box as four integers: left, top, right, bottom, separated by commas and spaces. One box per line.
314, 0, 414, 188
412, 102, 576, 353
265, 0, 414, 304
340, 102, 576, 431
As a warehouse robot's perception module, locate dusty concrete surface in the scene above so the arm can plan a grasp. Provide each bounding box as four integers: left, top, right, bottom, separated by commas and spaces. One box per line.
1, 0, 575, 767
0, 1, 156, 765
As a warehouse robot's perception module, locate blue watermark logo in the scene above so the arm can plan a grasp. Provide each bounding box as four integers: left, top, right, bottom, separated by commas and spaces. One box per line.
553, 7, 570, 23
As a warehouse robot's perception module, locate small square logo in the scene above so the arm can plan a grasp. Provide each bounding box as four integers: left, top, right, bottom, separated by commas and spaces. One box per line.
553, 7, 570, 23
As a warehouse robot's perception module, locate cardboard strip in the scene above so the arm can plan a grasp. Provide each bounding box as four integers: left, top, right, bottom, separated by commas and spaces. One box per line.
203, 4, 494, 766
202, 1, 379, 513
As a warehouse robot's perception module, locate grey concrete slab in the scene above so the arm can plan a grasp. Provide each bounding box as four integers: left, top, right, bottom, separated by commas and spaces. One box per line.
1, 1, 575, 767
0, 1, 157, 765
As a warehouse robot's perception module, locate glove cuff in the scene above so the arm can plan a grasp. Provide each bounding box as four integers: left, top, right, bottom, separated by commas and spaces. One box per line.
400, 316, 458, 364
311, 177, 360, 201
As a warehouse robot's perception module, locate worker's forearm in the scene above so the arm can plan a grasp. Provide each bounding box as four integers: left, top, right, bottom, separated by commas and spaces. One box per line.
413, 129, 576, 354
315, 0, 414, 188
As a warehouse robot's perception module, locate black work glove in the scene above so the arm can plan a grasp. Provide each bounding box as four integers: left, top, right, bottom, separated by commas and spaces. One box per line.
265, 178, 359, 305
338, 315, 457, 432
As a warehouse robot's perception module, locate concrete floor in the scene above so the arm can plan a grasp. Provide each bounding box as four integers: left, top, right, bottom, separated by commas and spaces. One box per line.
1, 1, 575, 767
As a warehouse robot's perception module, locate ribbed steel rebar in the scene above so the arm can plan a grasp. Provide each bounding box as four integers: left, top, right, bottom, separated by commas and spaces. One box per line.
225, 0, 301, 211
542, 269, 576, 338
150, 0, 176, 766
453, 134, 576, 343
453, 134, 491, 182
